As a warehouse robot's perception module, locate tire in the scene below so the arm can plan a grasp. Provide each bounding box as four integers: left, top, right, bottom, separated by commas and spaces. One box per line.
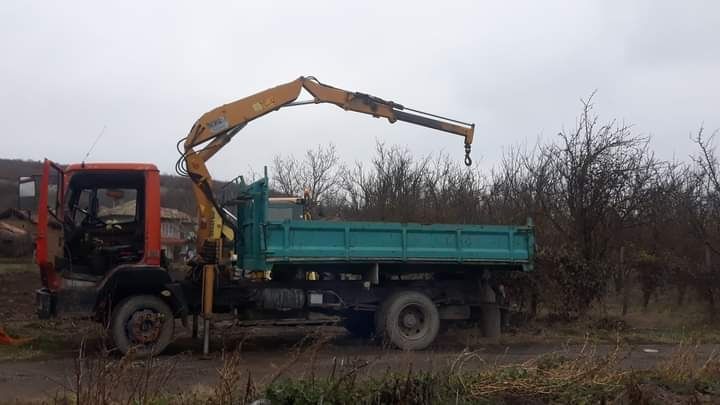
376, 291, 440, 351
343, 311, 375, 338
111, 295, 174, 357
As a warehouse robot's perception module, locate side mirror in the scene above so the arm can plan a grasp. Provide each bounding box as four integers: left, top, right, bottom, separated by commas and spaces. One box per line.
17, 176, 37, 212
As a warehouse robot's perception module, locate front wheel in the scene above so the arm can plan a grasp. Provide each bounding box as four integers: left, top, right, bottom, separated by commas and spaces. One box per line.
110, 295, 174, 357
376, 291, 439, 350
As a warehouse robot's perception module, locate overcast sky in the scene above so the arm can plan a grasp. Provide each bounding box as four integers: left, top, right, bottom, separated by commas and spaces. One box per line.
2, 1, 718, 180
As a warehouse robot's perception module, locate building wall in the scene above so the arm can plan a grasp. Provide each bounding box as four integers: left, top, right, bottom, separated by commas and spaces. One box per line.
102, 213, 190, 262
161, 221, 181, 240
0, 215, 60, 258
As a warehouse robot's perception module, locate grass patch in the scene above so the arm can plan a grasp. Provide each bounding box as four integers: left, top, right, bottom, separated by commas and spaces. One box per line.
266, 372, 463, 405
0, 260, 35, 274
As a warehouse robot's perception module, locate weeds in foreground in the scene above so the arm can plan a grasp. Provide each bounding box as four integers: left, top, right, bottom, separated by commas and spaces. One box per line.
210, 335, 259, 405
467, 352, 626, 403
46, 337, 720, 405
264, 341, 720, 404
52, 339, 179, 405
264, 342, 628, 404
639, 342, 720, 397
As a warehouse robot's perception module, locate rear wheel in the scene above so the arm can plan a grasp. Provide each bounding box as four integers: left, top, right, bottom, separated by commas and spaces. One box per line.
376, 291, 439, 350
110, 295, 174, 357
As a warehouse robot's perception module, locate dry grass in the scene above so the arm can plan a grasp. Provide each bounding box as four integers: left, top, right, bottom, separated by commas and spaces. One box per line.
648, 342, 720, 390
463, 344, 626, 401
2, 334, 716, 404
50, 340, 180, 405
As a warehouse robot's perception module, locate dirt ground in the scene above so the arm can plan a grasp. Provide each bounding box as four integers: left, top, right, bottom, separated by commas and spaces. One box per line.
1, 260, 719, 402
0, 260, 37, 323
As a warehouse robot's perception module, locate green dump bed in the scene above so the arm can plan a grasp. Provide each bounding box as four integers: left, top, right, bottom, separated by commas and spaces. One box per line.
233, 177, 534, 272
264, 221, 533, 270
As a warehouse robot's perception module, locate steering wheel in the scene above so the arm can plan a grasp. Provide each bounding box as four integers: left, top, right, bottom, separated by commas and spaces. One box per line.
76, 206, 107, 227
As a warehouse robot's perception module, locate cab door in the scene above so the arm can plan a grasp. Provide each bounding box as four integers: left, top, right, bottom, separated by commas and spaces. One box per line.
36, 159, 64, 290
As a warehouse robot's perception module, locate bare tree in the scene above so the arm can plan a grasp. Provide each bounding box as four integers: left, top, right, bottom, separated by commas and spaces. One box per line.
686, 127, 720, 317
537, 94, 657, 264
341, 142, 426, 221
272, 155, 300, 196
503, 94, 660, 316
301, 143, 341, 210
271, 143, 342, 214
689, 127, 720, 249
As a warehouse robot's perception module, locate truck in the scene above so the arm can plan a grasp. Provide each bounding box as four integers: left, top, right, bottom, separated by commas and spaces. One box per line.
22, 76, 535, 356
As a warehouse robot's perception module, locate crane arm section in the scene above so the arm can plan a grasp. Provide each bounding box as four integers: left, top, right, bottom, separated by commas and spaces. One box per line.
178, 76, 475, 258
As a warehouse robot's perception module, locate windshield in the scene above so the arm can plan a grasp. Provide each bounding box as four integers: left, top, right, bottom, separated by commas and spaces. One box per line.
66, 187, 139, 226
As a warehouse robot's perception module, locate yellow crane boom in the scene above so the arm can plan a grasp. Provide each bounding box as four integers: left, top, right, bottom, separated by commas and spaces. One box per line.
177, 76, 475, 259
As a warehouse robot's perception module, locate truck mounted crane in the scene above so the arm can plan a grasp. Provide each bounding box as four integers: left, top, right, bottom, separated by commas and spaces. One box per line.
26, 77, 533, 356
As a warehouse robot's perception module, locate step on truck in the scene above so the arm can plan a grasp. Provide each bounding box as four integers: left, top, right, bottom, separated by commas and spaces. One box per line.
21, 76, 535, 355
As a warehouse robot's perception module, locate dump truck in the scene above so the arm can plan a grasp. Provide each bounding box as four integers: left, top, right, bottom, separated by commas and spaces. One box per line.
22, 77, 535, 356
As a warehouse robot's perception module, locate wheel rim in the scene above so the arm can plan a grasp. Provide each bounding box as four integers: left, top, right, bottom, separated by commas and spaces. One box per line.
396, 303, 429, 340
126, 309, 165, 345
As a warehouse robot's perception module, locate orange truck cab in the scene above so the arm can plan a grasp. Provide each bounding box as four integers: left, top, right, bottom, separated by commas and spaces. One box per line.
33, 160, 187, 344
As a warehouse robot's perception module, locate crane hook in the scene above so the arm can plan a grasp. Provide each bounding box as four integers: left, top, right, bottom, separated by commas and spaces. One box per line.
464, 143, 472, 166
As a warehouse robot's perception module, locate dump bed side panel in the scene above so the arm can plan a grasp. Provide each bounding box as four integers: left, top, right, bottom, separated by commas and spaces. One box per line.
263, 220, 533, 270
232, 177, 534, 272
